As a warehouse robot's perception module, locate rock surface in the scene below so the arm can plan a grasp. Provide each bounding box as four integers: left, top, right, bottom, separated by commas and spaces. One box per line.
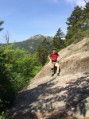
8, 38, 89, 119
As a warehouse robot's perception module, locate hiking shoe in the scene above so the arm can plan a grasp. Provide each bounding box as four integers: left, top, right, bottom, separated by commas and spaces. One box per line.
57, 73, 60, 76
51, 74, 54, 77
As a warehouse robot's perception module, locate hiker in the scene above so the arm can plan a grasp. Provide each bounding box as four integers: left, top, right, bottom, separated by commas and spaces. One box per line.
48, 48, 62, 76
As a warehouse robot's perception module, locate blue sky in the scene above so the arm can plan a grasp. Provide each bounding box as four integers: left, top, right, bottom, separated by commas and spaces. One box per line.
0, 0, 88, 43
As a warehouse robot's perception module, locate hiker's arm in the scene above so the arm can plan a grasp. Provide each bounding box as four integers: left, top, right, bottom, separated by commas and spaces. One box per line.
60, 55, 62, 59
58, 54, 62, 59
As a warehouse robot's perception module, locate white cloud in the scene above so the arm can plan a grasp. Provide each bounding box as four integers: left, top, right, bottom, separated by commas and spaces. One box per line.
76, 0, 86, 7
66, 0, 89, 7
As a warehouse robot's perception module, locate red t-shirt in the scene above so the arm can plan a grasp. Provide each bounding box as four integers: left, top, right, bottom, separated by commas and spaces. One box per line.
49, 53, 60, 62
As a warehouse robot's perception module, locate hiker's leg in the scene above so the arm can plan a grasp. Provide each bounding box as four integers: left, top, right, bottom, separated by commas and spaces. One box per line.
50, 61, 54, 69
55, 62, 60, 74
50, 62, 54, 75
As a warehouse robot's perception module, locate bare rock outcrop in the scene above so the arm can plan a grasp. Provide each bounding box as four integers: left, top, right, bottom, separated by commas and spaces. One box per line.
8, 38, 89, 119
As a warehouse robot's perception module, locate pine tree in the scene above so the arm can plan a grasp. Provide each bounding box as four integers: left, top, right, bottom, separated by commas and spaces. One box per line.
65, 6, 83, 44
65, 2, 89, 45
66, 6, 82, 38
55, 28, 64, 39
36, 38, 52, 66
41, 38, 51, 52
36, 45, 48, 66
52, 28, 65, 50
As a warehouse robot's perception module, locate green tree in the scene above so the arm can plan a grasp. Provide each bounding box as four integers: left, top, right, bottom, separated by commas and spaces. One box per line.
41, 38, 52, 52
55, 28, 64, 39
0, 20, 15, 113
0, 43, 41, 114
36, 45, 48, 66
65, 3, 89, 45
3, 45, 41, 91
0, 20, 41, 117
66, 6, 82, 41
0, 48, 15, 113
36, 38, 52, 66
52, 28, 65, 50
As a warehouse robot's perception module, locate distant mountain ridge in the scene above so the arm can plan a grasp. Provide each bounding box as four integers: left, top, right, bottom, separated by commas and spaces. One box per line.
30, 34, 52, 39
13, 34, 53, 53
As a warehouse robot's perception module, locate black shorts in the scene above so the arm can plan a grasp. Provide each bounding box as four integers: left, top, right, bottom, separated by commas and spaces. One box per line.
52, 60, 57, 62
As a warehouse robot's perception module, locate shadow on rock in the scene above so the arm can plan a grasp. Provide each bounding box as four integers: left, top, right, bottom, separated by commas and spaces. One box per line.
7, 72, 89, 119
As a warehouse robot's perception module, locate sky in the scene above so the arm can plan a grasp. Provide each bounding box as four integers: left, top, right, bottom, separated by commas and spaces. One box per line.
0, 0, 89, 43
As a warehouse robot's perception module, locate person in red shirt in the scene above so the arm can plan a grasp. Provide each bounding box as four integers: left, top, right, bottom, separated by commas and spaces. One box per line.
48, 48, 62, 76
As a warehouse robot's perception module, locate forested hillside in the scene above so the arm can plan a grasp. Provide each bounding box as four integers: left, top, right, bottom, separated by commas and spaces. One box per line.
13, 35, 53, 53
0, 1, 89, 119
